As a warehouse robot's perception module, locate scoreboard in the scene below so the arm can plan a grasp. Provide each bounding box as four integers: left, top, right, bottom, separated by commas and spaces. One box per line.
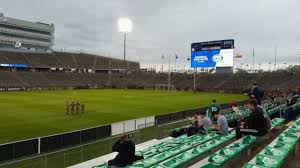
191, 39, 234, 68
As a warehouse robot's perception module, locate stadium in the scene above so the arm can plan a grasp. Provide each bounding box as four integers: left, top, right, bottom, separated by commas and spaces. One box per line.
1, 1, 300, 168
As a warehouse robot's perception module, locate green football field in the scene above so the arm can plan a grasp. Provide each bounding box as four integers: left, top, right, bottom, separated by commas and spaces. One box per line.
0, 89, 246, 144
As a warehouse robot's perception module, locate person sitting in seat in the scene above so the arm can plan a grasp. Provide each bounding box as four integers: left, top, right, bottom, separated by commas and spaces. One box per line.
212, 111, 228, 135
186, 112, 201, 136
198, 111, 212, 134
231, 101, 243, 127
235, 99, 271, 139
108, 133, 143, 167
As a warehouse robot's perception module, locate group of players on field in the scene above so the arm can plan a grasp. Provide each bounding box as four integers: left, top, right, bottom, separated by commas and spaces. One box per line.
65, 101, 85, 115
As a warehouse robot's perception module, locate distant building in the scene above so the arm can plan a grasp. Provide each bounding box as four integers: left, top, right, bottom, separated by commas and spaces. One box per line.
0, 12, 55, 52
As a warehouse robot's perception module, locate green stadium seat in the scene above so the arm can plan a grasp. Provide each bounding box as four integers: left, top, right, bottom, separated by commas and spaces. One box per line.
155, 131, 236, 168
243, 117, 300, 168
271, 118, 285, 128
92, 163, 110, 168
91, 103, 287, 168
243, 163, 269, 168
259, 146, 288, 159
187, 117, 285, 168
253, 155, 283, 168
125, 132, 222, 168
208, 153, 229, 166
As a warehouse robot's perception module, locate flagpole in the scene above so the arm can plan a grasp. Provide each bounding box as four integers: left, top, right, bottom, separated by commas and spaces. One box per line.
252, 48, 255, 73
193, 67, 196, 93
274, 43, 277, 71
174, 53, 177, 72
161, 54, 164, 72
168, 54, 171, 91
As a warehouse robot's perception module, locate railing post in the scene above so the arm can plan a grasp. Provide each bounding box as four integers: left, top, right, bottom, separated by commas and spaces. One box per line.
45, 155, 47, 168
80, 146, 83, 162
123, 122, 125, 133
63, 153, 66, 168
38, 137, 41, 154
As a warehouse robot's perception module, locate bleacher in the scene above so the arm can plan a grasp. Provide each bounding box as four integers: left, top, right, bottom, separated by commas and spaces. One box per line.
0, 51, 140, 70
1, 50, 300, 92
190, 118, 285, 168
86, 117, 284, 168
66, 102, 291, 168
244, 118, 300, 168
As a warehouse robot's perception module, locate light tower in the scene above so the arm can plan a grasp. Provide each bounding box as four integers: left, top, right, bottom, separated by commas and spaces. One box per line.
118, 17, 132, 62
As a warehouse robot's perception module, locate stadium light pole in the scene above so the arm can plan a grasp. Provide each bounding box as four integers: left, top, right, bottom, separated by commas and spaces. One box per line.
118, 17, 132, 62
168, 54, 171, 91
274, 43, 277, 71
252, 48, 255, 73
284, 62, 287, 69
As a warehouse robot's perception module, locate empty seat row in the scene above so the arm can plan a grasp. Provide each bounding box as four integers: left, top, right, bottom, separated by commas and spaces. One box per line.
150, 132, 236, 168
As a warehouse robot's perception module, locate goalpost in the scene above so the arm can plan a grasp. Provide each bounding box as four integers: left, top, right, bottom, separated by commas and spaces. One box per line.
155, 84, 176, 92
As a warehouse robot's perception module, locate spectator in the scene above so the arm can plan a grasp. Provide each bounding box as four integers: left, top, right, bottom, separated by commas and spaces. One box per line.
186, 112, 201, 136
212, 111, 228, 135
230, 101, 243, 126
198, 111, 212, 133
108, 134, 143, 167
170, 112, 201, 137
235, 99, 271, 139
287, 91, 299, 106
170, 127, 185, 138
248, 82, 263, 105
274, 95, 284, 105
283, 92, 299, 120
189, 112, 201, 124
207, 99, 221, 120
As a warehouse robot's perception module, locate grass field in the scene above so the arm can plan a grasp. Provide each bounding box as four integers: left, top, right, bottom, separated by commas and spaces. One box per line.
0, 89, 246, 144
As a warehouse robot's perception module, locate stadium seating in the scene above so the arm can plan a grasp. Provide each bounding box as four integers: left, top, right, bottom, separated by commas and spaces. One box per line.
185, 118, 284, 168
1, 50, 300, 92
193, 135, 257, 168
0, 71, 109, 88
91, 132, 235, 168
243, 118, 300, 168
1, 54, 300, 92
90, 117, 284, 168
89, 102, 285, 168
0, 51, 140, 70
151, 132, 235, 168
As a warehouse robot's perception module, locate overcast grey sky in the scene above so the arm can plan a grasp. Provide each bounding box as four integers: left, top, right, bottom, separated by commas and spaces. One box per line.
1, 0, 300, 69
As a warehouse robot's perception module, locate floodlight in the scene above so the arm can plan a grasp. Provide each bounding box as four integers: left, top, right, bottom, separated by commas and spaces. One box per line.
118, 17, 132, 33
